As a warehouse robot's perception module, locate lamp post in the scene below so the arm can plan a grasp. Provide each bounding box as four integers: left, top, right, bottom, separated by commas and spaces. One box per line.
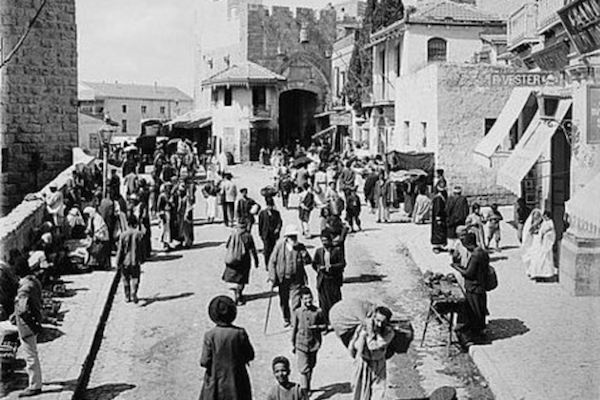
98, 121, 117, 198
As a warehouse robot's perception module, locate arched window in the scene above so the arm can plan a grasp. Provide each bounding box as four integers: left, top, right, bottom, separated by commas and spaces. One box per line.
427, 38, 447, 62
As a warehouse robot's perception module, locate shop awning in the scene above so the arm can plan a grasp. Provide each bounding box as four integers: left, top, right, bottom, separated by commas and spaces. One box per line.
312, 125, 336, 140
496, 99, 572, 194
565, 172, 600, 237
473, 87, 534, 167
166, 109, 211, 129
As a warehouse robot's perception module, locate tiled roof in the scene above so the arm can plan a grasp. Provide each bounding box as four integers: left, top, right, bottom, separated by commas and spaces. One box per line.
410, 1, 502, 24
79, 82, 192, 102
202, 61, 286, 86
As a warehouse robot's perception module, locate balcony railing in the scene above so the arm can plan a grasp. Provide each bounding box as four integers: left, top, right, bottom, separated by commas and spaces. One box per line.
252, 105, 272, 120
537, 0, 568, 33
508, 2, 539, 50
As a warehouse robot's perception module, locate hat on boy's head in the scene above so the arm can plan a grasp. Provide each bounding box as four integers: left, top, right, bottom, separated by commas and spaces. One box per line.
208, 295, 237, 325
452, 185, 462, 194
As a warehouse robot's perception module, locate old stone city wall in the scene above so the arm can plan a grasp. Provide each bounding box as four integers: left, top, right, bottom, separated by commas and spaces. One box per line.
244, 4, 336, 94
0, 0, 78, 216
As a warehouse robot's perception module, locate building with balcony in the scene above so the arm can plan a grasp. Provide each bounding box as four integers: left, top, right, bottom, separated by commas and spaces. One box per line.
194, 0, 337, 154
507, 2, 542, 68
78, 82, 192, 140
364, 0, 505, 155
201, 61, 286, 162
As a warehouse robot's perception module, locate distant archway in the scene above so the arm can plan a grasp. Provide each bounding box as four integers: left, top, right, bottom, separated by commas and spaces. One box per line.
278, 89, 318, 148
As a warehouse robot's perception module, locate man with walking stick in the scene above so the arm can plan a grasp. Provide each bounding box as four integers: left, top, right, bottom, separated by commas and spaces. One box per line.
267, 225, 312, 328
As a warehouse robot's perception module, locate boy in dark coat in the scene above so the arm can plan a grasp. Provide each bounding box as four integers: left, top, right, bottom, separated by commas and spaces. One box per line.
200, 296, 255, 400
344, 186, 362, 232
115, 214, 145, 303
291, 288, 326, 397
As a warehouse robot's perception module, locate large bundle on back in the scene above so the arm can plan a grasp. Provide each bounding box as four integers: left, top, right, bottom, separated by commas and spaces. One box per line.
330, 298, 414, 359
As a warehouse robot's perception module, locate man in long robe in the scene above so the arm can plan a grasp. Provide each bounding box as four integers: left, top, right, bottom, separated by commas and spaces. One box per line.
431, 192, 447, 252
445, 185, 469, 249
312, 229, 346, 324
450, 232, 489, 346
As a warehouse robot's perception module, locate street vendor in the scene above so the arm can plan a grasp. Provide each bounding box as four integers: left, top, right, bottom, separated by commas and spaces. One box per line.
450, 232, 489, 347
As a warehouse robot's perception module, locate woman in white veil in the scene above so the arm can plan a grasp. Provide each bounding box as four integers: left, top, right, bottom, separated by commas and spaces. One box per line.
521, 209, 556, 280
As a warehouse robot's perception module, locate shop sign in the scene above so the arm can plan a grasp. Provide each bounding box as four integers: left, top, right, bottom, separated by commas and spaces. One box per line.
558, 0, 600, 56
587, 85, 600, 143
487, 72, 562, 87
531, 40, 571, 71
331, 112, 351, 126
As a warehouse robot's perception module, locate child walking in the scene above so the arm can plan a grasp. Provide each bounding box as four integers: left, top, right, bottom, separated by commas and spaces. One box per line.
291, 287, 327, 397
344, 186, 362, 232
486, 203, 504, 251
267, 356, 307, 400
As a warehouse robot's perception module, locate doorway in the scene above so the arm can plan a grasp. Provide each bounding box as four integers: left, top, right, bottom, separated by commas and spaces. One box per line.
550, 119, 571, 265
278, 90, 318, 148
250, 127, 270, 161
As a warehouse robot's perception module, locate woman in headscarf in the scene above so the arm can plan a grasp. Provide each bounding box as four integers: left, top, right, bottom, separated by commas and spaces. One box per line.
430, 190, 448, 253
64, 207, 86, 239
199, 296, 255, 400
83, 206, 111, 269
465, 203, 487, 250
157, 183, 173, 251
412, 185, 432, 224
222, 219, 259, 305
178, 183, 195, 248
522, 209, 556, 281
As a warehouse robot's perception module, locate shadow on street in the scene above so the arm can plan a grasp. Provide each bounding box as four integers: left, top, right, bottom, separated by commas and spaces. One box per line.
343, 274, 386, 284
140, 292, 195, 307
147, 254, 183, 263
312, 382, 352, 400
84, 382, 136, 400
485, 318, 530, 342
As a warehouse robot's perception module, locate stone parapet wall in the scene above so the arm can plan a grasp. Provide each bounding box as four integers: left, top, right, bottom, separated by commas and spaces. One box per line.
0, 0, 78, 215
0, 149, 94, 262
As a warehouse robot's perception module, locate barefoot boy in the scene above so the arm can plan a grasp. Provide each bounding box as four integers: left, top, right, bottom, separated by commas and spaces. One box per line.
267, 356, 306, 400
291, 287, 327, 397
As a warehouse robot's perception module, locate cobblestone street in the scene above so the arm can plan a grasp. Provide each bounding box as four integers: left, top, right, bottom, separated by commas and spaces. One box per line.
82, 164, 491, 400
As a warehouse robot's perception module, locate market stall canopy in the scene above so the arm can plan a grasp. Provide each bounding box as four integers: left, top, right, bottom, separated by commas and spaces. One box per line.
166, 109, 211, 129
565, 172, 600, 237
496, 99, 572, 194
291, 155, 313, 168
386, 151, 435, 175
312, 125, 336, 140
473, 88, 534, 167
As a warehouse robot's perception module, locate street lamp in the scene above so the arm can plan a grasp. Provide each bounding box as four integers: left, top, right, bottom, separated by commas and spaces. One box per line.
98, 119, 117, 198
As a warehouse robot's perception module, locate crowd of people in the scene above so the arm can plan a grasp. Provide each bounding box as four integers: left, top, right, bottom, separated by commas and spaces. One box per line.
1, 132, 557, 399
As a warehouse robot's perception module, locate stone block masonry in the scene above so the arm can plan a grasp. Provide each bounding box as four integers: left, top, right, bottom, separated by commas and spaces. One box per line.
0, 0, 78, 216
436, 63, 516, 205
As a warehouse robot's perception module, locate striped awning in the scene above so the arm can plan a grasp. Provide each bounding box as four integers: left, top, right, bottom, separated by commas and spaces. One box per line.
473, 88, 534, 167
496, 99, 572, 194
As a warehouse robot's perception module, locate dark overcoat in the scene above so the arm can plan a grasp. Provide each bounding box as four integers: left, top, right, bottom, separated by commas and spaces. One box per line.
199, 325, 255, 400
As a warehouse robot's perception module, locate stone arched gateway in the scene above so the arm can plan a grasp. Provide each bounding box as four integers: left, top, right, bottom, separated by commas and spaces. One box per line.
276, 52, 331, 147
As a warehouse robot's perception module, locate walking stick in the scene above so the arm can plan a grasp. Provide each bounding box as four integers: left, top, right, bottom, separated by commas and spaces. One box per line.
264, 284, 275, 334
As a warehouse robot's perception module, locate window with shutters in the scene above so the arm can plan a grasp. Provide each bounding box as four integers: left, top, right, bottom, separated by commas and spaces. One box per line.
427, 38, 447, 62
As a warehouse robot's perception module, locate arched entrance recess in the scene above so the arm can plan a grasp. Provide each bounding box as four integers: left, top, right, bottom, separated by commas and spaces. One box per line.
278, 89, 318, 148
277, 52, 331, 148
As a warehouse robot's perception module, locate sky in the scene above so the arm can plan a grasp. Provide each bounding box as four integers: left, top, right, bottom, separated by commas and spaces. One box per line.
76, 0, 197, 96
76, 0, 334, 97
